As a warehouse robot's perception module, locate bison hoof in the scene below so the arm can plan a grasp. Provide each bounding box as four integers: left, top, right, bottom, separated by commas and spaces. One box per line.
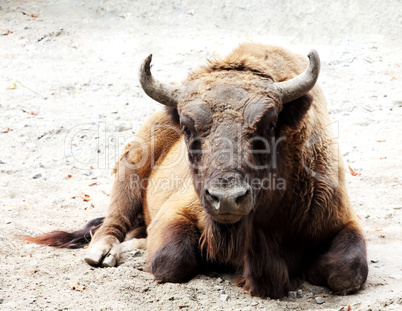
84, 235, 121, 267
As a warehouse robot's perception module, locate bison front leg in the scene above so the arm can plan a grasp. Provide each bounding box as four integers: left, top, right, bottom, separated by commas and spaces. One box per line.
307, 220, 368, 295
146, 206, 201, 283
85, 156, 142, 267
85, 110, 181, 267
241, 230, 302, 299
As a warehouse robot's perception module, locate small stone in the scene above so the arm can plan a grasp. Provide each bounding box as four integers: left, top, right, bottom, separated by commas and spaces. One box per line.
128, 250, 142, 257
80, 169, 92, 176
315, 297, 325, 304
392, 100, 402, 108
251, 301, 259, 306
214, 286, 223, 291
0, 297, 3, 304
62, 275, 70, 280
32, 173, 42, 179
90, 283, 98, 289
371, 259, 379, 263
311, 287, 320, 295
216, 277, 223, 283
288, 291, 297, 298
5, 219, 12, 224
220, 294, 229, 302
390, 273, 402, 280
117, 124, 132, 132
28, 297, 37, 304
220, 290, 226, 295
297, 289, 303, 298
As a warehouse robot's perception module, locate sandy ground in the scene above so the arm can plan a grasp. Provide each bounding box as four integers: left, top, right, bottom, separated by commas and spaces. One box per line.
1, 1, 402, 310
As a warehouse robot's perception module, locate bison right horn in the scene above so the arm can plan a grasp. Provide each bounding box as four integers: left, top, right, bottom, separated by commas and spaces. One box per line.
139, 54, 181, 108
274, 49, 321, 104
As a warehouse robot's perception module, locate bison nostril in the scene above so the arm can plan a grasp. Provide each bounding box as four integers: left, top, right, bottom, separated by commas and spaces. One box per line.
205, 190, 219, 203
235, 189, 250, 205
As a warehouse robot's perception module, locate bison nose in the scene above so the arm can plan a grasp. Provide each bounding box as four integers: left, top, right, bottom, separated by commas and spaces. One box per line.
204, 185, 253, 215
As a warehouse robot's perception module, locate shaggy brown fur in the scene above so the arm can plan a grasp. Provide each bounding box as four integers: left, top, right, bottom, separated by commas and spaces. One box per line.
24, 43, 368, 298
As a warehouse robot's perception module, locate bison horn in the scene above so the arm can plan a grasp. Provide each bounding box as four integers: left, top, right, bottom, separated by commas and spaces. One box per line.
139, 54, 181, 108
275, 49, 320, 104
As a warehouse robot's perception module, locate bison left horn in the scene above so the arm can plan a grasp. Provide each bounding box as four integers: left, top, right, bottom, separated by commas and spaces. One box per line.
139, 54, 181, 108
274, 49, 320, 104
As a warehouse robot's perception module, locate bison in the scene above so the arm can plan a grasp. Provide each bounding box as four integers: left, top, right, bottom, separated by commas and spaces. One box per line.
24, 43, 368, 298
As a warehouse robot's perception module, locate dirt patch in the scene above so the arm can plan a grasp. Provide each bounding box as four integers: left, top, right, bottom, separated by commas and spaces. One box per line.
1, 1, 401, 310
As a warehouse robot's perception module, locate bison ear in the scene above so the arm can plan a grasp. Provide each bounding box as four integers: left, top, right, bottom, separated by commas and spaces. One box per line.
277, 93, 312, 130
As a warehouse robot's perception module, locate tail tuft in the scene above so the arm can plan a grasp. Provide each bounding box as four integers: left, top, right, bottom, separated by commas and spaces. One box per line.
19, 217, 104, 249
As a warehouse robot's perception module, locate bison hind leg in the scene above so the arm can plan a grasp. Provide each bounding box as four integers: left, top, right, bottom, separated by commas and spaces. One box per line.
306, 221, 368, 295
146, 215, 201, 283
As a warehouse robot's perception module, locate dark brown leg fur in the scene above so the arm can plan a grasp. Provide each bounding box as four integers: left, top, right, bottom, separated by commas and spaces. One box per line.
306, 221, 368, 295
242, 229, 304, 299
146, 209, 201, 283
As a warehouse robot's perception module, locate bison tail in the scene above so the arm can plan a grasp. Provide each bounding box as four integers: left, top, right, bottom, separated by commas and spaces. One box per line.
19, 217, 105, 249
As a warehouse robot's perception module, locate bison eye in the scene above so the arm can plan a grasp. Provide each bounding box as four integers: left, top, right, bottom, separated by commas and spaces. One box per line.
267, 122, 276, 135
182, 125, 192, 139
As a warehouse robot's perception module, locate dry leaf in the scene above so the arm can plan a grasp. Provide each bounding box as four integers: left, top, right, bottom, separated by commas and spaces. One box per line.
11, 241, 20, 249
376, 140, 386, 142
348, 165, 362, 176
9, 83, 17, 89
66, 174, 72, 178
348, 305, 352, 311
2, 30, 13, 36
79, 193, 91, 202
391, 76, 397, 81
101, 190, 110, 196
380, 157, 387, 160
88, 182, 98, 186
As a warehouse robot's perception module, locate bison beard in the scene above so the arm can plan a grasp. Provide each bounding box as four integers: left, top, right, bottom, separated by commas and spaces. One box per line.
22, 43, 368, 299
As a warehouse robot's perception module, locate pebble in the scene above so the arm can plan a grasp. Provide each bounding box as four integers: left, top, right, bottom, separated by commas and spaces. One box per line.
297, 289, 303, 298
251, 301, 259, 306
32, 173, 42, 179
389, 273, 402, 280
214, 285, 223, 291
128, 250, 142, 257
90, 283, 98, 289
0, 297, 3, 304
62, 275, 70, 280
28, 297, 37, 304
117, 124, 132, 132
288, 291, 297, 298
371, 259, 380, 263
315, 297, 325, 304
216, 277, 223, 283
220, 294, 229, 302
220, 290, 226, 295
80, 169, 92, 176
311, 287, 320, 295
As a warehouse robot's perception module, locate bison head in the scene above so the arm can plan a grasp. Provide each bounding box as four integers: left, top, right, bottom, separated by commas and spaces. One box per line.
139, 49, 320, 224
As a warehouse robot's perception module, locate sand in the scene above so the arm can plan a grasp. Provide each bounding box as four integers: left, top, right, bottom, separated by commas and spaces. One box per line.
1, 1, 401, 310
